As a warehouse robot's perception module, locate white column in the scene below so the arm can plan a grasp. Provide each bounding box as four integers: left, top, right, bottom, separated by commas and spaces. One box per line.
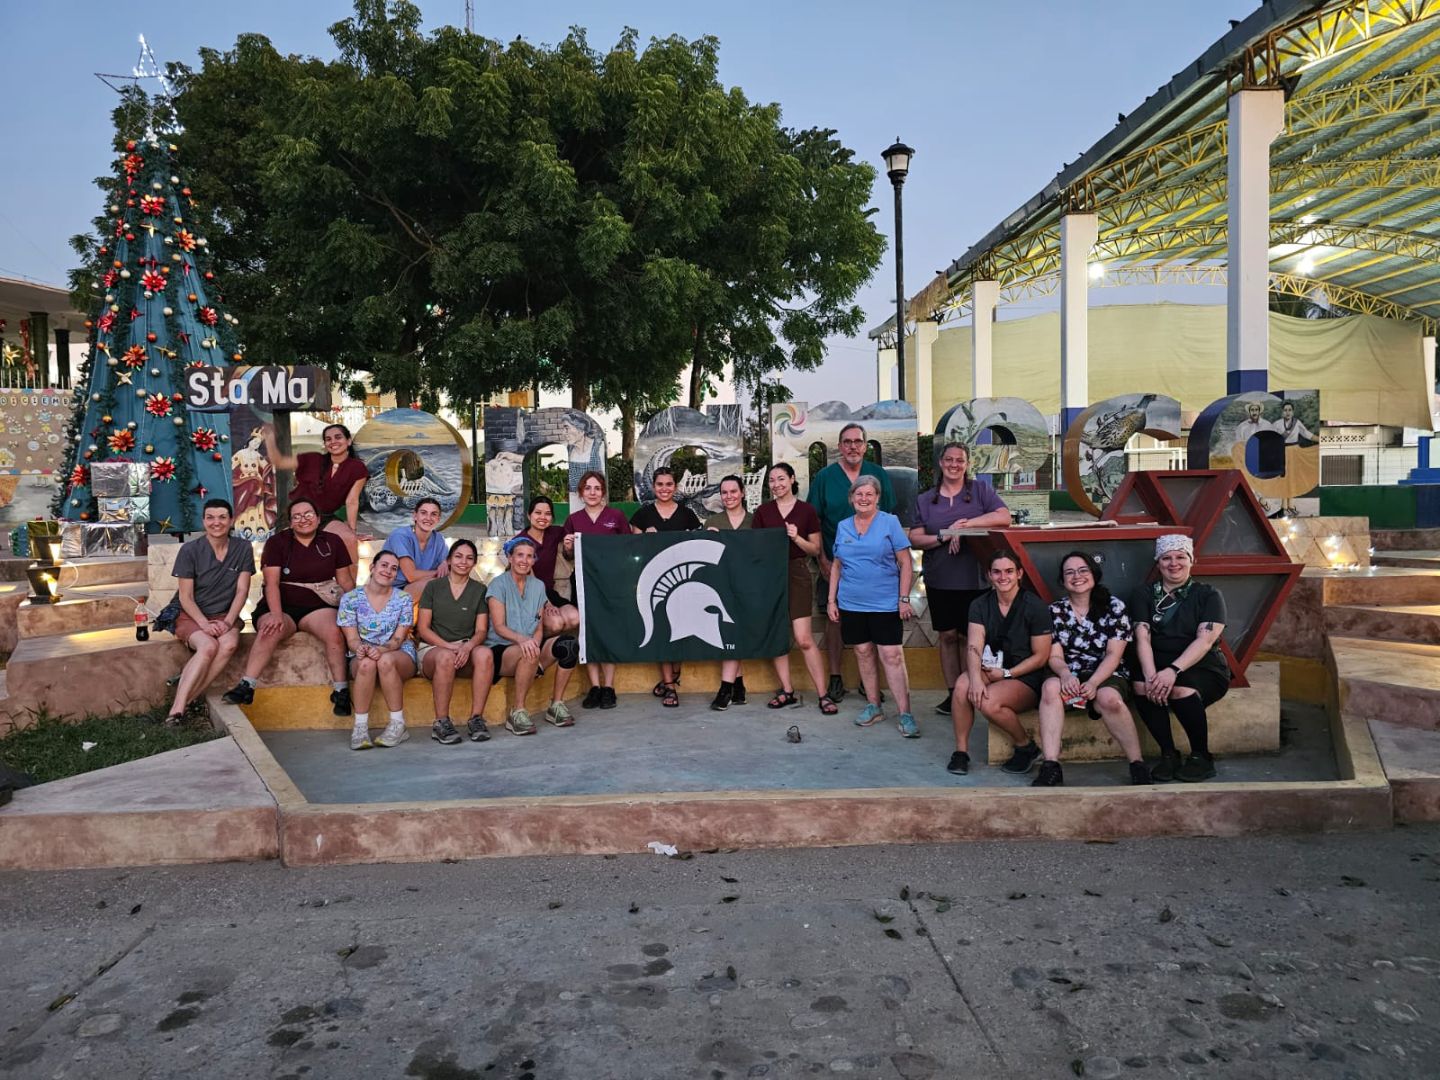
1426, 335, 1438, 431
913, 321, 937, 429
1060, 213, 1098, 425
1226, 88, 1285, 393
876, 345, 897, 401
971, 279, 999, 398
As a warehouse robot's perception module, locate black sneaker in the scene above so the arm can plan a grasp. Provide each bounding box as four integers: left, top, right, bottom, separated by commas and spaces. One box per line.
600, 687, 617, 709
466, 715, 491, 742
1001, 740, 1042, 774
826, 675, 847, 703
221, 681, 254, 706
946, 750, 971, 775
934, 694, 952, 716
1150, 751, 1182, 783
431, 717, 462, 745
581, 685, 604, 710
710, 683, 733, 712
1128, 761, 1153, 785
330, 687, 353, 717
1032, 760, 1064, 787
731, 677, 747, 705
1176, 753, 1216, 782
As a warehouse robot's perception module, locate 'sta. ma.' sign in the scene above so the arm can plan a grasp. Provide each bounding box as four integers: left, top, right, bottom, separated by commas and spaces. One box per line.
185, 366, 331, 412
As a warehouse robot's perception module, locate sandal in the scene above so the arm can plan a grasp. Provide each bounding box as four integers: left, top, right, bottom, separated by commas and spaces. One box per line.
768, 690, 801, 710
162, 713, 185, 728
661, 684, 679, 708
652, 681, 668, 698
818, 695, 839, 716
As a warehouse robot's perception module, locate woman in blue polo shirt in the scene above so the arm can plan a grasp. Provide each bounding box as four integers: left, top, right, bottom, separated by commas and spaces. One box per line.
826, 474, 916, 737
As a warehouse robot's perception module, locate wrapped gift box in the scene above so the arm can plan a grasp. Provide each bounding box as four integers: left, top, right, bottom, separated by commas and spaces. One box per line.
90, 461, 150, 497
98, 496, 151, 524
60, 521, 86, 560
81, 522, 141, 557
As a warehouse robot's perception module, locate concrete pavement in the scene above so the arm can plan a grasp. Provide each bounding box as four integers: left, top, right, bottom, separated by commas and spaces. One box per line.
2, 827, 1437, 1078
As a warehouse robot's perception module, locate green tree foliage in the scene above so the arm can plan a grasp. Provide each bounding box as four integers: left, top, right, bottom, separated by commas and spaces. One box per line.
164, 2, 883, 447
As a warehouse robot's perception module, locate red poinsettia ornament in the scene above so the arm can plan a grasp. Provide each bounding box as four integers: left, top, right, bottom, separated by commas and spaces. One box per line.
139, 194, 165, 216
191, 428, 218, 452
107, 428, 136, 453
175, 229, 197, 252
196, 306, 218, 327
145, 393, 172, 418
122, 345, 147, 368
68, 464, 89, 490
150, 457, 176, 482
141, 270, 166, 292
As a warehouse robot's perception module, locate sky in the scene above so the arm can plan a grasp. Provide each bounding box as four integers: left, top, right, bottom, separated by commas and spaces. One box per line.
0, 0, 1254, 407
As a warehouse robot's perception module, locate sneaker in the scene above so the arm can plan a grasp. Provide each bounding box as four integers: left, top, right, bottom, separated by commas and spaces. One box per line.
897, 712, 920, 738
934, 695, 952, 716
349, 723, 372, 751
826, 675, 847, 703
1001, 740, 1042, 774
1032, 760, 1064, 787
946, 750, 971, 775
1176, 753, 1216, 782
431, 717, 462, 745
1128, 760, 1153, 785
854, 702, 884, 727
731, 677, 747, 705
330, 687, 353, 717
375, 717, 409, 748
710, 683, 733, 712
600, 687, 617, 709
221, 681, 254, 706
506, 708, 536, 736
466, 715, 491, 742
545, 701, 575, 727
1150, 751, 1182, 783
581, 685, 604, 709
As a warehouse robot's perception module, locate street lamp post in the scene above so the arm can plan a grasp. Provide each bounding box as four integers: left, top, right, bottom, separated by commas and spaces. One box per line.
882, 138, 915, 403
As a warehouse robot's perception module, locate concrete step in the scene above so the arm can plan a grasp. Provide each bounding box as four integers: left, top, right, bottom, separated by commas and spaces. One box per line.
1329, 635, 1440, 731
1316, 566, 1440, 606
3, 626, 188, 725
1369, 718, 1440, 823
58, 556, 149, 588
1371, 550, 1440, 570
16, 583, 149, 639
1325, 602, 1440, 647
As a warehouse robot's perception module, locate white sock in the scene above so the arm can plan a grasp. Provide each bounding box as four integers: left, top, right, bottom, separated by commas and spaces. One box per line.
353, 712, 369, 728
388, 710, 405, 724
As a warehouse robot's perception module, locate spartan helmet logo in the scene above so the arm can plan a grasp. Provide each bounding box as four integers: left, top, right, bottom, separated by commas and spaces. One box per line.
637, 538, 735, 649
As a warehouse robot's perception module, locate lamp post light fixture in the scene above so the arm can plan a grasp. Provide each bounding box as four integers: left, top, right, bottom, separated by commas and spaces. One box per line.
882, 138, 915, 403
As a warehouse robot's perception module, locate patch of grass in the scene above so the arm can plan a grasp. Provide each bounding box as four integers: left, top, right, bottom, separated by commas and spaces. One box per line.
0, 707, 220, 785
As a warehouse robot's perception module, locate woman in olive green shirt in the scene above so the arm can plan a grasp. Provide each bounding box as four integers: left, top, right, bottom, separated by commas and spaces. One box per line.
416, 539, 491, 745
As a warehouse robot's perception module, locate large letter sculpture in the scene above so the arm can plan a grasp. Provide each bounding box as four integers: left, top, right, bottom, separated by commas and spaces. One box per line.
936, 397, 1051, 524
633, 405, 743, 515
482, 407, 608, 539
354, 408, 471, 534
1188, 390, 1321, 500
1061, 393, 1182, 517
771, 400, 920, 522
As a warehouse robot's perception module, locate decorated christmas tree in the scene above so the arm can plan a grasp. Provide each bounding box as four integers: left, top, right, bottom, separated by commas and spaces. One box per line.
55, 135, 239, 534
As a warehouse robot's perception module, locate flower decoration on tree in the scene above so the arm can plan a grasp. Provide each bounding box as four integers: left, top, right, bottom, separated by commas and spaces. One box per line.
150, 457, 176, 483
122, 153, 144, 179
96, 311, 116, 334
175, 229, 197, 252
107, 428, 136, 453
196, 306, 218, 327
101, 269, 118, 288
122, 345, 147, 368
191, 427, 218, 452
144, 393, 172, 418
139, 194, 166, 216
68, 464, 89, 490
141, 270, 166, 292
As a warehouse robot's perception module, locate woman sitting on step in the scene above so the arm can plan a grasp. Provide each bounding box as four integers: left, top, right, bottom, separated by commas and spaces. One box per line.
1033, 551, 1151, 788
415, 539, 492, 746
1130, 534, 1229, 783
337, 549, 417, 751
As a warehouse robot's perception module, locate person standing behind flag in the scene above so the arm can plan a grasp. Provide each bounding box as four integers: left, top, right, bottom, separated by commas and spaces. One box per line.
752, 463, 831, 714
630, 467, 702, 708
810, 423, 894, 705
704, 475, 753, 711
826, 475, 916, 737
562, 470, 629, 710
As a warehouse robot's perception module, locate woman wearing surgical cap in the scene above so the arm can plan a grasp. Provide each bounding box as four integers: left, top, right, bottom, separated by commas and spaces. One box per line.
1129, 534, 1228, 782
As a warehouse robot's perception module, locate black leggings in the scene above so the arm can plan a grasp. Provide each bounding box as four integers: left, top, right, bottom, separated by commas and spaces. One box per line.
1136, 694, 1210, 757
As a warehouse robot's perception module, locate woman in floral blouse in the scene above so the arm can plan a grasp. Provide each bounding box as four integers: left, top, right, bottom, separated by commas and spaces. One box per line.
1034, 551, 1150, 788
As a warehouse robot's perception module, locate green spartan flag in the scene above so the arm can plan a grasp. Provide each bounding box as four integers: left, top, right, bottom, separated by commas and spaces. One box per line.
576, 531, 790, 664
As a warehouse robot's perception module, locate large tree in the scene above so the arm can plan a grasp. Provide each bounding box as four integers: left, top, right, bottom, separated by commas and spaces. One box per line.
166, 1, 883, 443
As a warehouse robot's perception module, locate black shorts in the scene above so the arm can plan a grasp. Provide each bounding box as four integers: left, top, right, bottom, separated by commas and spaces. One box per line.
252, 601, 325, 628
490, 643, 511, 671
839, 608, 904, 647
927, 587, 986, 634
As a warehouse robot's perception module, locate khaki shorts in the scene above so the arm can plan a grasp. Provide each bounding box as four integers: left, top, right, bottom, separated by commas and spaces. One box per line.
418, 642, 472, 673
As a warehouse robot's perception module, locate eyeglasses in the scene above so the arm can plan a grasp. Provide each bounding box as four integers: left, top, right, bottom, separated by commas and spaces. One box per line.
840, 438, 865, 447
1062, 567, 1092, 579
290, 511, 317, 521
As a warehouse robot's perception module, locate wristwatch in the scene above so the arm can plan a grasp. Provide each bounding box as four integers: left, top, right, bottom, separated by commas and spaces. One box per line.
1002, 668, 1012, 679
1167, 663, 1182, 675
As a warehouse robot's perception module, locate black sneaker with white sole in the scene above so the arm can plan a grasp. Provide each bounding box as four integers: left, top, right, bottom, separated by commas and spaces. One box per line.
431, 717, 462, 745
466, 716, 491, 742
330, 687, 353, 716
1001, 740, 1043, 774
732, 677, 747, 705
946, 750, 970, 775
221, 681, 254, 706
934, 694, 952, 716
1032, 760, 1064, 787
